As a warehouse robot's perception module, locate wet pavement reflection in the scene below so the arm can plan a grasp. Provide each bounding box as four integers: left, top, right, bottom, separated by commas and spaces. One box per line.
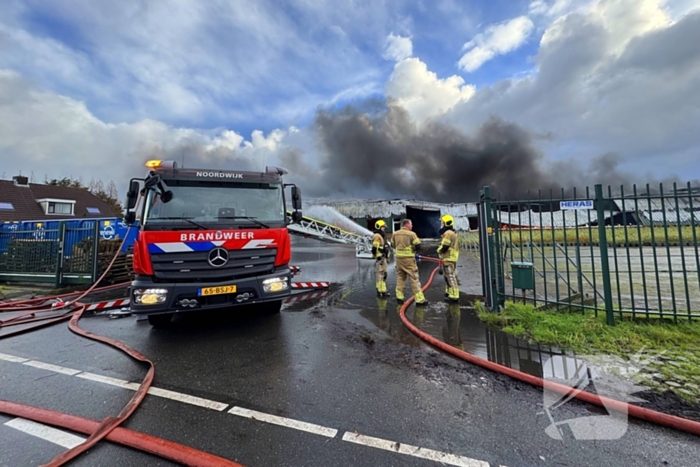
290, 239, 577, 381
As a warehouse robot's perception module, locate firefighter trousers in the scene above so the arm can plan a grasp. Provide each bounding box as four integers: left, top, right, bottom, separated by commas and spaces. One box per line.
375, 257, 388, 294
395, 257, 426, 304
443, 260, 459, 301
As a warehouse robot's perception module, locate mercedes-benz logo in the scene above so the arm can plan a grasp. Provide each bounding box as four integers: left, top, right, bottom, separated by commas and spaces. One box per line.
207, 247, 229, 268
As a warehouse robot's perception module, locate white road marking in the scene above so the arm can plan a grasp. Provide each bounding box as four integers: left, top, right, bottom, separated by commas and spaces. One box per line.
22, 360, 81, 376
0, 352, 29, 363
5, 418, 86, 449
146, 387, 228, 411
1, 351, 503, 467
228, 406, 338, 438
75, 372, 226, 410
342, 432, 491, 467
75, 372, 141, 390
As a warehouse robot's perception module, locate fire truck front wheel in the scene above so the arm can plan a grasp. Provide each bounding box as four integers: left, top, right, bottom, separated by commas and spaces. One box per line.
148, 313, 174, 327
261, 300, 283, 315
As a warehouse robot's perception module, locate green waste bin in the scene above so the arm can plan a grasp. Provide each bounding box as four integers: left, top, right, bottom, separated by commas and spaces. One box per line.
511, 261, 534, 290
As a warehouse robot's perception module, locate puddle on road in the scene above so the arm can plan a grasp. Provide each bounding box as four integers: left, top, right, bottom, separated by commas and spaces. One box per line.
68, 238, 584, 384
289, 239, 580, 382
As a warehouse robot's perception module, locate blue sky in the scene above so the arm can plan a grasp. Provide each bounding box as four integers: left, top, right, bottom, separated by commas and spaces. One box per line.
1, 0, 699, 193
2, 0, 538, 135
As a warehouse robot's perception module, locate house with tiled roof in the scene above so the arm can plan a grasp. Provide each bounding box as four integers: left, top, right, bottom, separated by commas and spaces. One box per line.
0, 175, 120, 222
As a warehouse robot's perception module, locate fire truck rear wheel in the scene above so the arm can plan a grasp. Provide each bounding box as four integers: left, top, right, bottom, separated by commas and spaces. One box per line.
148, 313, 174, 327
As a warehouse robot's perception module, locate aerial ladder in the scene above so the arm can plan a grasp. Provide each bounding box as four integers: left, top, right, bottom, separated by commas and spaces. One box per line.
286, 211, 374, 258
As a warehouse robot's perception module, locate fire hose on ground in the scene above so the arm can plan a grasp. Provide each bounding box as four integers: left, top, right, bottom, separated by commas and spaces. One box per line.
400, 255, 700, 438
0, 199, 249, 466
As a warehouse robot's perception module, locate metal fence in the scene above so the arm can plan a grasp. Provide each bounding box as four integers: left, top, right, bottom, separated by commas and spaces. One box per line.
479, 183, 700, 323
0, 222, 100, 287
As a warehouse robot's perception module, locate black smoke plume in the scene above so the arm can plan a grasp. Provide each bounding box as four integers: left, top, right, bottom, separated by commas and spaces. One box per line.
294, 102, 692, 202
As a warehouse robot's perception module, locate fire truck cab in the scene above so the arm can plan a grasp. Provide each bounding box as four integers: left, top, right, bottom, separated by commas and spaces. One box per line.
123, 160, 303, 327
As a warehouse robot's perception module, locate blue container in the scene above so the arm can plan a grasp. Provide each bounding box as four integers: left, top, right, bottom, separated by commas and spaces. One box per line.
1, 218, 140, 255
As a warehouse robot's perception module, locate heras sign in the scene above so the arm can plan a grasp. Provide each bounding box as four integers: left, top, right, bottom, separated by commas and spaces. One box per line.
560, 200, 594, 210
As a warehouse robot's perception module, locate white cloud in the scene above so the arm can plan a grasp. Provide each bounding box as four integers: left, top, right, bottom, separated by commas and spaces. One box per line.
0, 0, 401, 126
0, 69, 299, 194
591, 0, 672, 55
386, 58, 475, 125
529, 0, 582, 17
382, 33, 413, 61
458, 16, 535, 72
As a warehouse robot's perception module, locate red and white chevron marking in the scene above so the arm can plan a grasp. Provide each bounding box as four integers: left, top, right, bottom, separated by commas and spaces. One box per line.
291, 282, 329, 289
85, 299, 130, 311
284, 291, 330, 303
290, 265, 301, 271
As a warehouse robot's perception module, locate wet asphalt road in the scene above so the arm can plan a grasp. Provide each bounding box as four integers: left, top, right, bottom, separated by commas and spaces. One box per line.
1, 238, 700, 467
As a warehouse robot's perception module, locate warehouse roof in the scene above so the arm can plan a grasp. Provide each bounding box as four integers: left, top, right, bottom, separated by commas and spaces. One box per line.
305, 198, 478, 231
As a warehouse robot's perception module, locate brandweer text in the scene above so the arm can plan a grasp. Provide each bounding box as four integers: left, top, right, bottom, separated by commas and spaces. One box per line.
180, 231, 254, 241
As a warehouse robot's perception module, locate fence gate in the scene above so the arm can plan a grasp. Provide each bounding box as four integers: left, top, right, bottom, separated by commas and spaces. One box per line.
0, 222, 100, 287
477, 183, 700, 323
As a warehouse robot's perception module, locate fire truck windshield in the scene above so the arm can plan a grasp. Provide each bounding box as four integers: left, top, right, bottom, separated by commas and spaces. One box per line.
142, 181, 285, 228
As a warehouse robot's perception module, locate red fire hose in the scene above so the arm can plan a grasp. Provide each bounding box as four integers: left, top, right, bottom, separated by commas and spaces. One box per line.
400, 255, 700, 438
0, 282, 130, 310
0, 197, 250, 466
0, 399, 243, 467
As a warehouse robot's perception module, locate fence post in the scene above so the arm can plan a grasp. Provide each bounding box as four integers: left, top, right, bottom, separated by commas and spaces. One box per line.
54, 221, 66, 289
478, 189, 488, 300
91, 221, 101, 284
479, 187, 497, 310
595, 184, 615, 326
483, 186, 504, 311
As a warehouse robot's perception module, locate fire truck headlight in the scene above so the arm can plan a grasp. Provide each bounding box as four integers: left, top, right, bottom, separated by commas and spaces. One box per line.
262, 277, 288, 293
133, 288, 168, 305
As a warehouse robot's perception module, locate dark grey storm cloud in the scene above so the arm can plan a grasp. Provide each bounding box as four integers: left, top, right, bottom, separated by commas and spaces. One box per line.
443, 9, 700, 181
286, 101, 691, 203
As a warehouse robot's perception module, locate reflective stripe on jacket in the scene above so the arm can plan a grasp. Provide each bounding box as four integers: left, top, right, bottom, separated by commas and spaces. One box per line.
439, 229, 459, 262
372, 232, 385, 258
391, 228, 420, 257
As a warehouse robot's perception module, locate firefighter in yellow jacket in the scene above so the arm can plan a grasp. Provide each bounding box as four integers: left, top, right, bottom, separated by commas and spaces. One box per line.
391, 219, 427, 305
372, 220, 390, 297
438, 214, 460, 302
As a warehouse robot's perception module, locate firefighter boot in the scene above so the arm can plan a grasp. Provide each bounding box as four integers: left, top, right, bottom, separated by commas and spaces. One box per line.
447, 287, 460, 303
379, 281, 390, 298
414, 290, 427, 306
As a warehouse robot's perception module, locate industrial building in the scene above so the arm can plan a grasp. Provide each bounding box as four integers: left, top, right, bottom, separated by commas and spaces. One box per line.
306, 198, 478, 239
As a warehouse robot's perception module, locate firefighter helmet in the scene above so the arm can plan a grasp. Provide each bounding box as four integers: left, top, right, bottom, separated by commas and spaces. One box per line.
441, 214, 454, 227
375, 219, 387, 230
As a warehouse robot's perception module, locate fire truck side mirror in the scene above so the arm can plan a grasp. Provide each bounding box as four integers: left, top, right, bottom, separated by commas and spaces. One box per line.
125, 211, 136, 226
291, 211, 303, 223
126, 180, 141, 210
161, 190, 174, 203
291, 186, 302, 210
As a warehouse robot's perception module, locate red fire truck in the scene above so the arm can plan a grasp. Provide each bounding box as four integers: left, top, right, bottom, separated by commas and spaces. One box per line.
123, 160, 303, 326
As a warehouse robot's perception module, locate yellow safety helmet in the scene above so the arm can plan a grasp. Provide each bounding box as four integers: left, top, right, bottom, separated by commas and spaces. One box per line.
375, 219, 387, 230
441, 214, 454, 227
